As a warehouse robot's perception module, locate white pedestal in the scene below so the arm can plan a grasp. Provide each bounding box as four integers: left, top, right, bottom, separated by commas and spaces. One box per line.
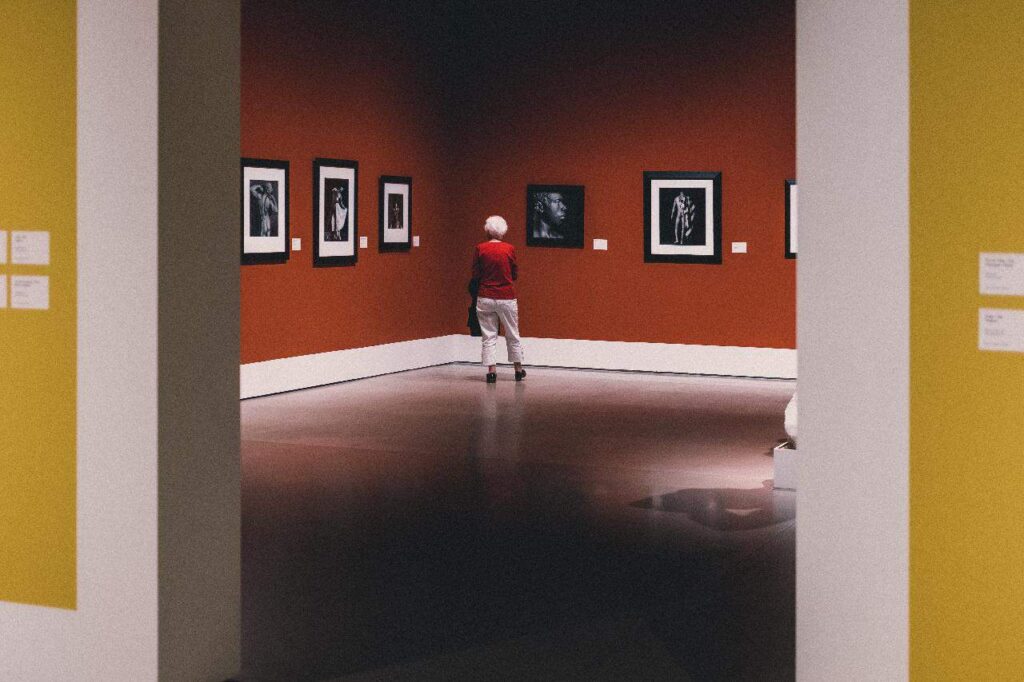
773, 442, 797, 491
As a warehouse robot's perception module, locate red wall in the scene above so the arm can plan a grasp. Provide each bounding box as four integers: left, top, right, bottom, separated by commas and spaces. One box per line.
241, 2, 458, 363
447, 1, 796, 349
241, 1, 795, 364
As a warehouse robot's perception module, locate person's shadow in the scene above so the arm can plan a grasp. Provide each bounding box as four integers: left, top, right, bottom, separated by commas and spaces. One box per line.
631, 481, 793, 531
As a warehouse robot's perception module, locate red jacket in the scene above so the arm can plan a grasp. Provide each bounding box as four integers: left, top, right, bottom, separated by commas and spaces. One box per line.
472, 240, 518, 299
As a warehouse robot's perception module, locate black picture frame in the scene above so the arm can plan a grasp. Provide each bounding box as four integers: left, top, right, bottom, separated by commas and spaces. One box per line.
241, 158, 289, 265
313, 158, 359, 267
643, 171, 722, 264
378, 176, 412, 252
525, 184, 585, 248
785, 179, 797, 259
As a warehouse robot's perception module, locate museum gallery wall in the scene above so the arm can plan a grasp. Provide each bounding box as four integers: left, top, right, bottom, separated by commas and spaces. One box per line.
241, 0, 795, 365
241, 1, 458, 363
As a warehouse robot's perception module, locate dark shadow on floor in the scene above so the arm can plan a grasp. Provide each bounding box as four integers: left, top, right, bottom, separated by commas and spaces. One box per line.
333, 617, 691, 681
241, 451, 795, 681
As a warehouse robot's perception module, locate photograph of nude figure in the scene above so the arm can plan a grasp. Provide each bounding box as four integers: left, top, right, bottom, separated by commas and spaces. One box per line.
644, 171, 722, 264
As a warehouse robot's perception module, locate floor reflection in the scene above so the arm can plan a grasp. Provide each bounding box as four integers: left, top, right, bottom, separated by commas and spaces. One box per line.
241, 365, 796, 681
632, 481, 796, 531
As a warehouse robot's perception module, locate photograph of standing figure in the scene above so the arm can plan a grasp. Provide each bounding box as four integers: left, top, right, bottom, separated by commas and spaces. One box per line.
323, 180, 349, 242
669, 190, 697, 245
314, 158, 358, 266
379, 175, 412, 252
241, 158, 289, 264
644, 171, 722, 264
661, 188, 706, 247
249, 181, 279, 237
388, 194, 403, 231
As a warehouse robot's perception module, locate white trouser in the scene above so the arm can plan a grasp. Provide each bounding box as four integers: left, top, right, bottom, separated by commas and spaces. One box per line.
476, 297, 524, 366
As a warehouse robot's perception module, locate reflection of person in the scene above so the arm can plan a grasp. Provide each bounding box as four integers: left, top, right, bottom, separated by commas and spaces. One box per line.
389, 195, 402, 230
531, 192, 567, 240
328, 186, 348, 240
471, 215, 525, 383
635, 481, 788, 531
670, 191, 697, 244
250, 182, 278, 237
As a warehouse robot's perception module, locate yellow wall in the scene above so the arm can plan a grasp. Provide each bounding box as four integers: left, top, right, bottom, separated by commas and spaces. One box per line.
0, 0, 77, 608
911, 1, 1024, 676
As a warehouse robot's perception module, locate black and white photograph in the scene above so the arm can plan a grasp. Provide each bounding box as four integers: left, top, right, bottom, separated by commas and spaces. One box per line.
241, 158, 289, 264
323, 179, 351, 242
785, 179, 797, 259
526, 184, 584, 248
314, 158, 358, 267
249, 181, 279, 237
378, 175, 412, 252
644, 171, 722, 264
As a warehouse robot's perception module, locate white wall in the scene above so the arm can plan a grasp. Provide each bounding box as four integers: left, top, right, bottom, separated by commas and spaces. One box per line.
796, 1, 909, 679
0, 1, 161, 679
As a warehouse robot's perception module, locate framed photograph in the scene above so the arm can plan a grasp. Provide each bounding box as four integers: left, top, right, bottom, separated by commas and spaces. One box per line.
643, 171, 722, 264
241, 158, 289, 265
313, 158, 358, 267
379, 176, 412, 252
785, 179, 797, 259
526, 184, 584, 248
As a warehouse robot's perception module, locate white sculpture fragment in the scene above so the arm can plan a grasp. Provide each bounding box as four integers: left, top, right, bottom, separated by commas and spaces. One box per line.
784, 392, 798, 447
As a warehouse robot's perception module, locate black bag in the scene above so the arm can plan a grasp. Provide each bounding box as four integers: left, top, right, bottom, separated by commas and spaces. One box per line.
467, 278, 482, 337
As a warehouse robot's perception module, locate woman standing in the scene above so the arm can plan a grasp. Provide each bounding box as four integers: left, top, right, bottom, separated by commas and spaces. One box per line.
471, 216, 525, 383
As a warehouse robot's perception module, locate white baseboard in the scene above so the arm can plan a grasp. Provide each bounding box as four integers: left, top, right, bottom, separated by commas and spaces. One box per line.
450, 334, 796, 379
241, 334, 796, 398
240, 336, 457, 399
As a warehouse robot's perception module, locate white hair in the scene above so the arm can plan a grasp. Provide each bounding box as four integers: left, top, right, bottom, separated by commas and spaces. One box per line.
484, 215, 508, 239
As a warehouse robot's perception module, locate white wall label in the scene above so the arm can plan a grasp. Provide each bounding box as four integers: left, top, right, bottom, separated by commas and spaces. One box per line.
291, 237, 301, 251
980, 252, 1024, 296
593, 239, 608, 251
413, 236, 420, 247
0, 275, 6, 308
0, 230, 7, 264
359, 236, 368, 249
12, 230, 50, 265
979, 308, 1024, 353
11, 275, 49, 310
731, 241, 748, 254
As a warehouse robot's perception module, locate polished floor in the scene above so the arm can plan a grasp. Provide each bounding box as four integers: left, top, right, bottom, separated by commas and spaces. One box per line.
240, 365, 796, 681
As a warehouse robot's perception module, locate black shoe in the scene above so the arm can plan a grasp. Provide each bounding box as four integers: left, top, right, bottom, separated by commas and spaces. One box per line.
486, 372, 497, 384
514, 369, 527, 382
